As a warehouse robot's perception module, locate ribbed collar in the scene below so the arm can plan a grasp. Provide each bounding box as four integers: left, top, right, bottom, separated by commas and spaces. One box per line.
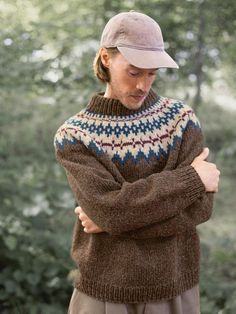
86, 89, 159, 116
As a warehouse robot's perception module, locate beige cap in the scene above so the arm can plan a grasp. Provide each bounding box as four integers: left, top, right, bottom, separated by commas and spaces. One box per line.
100, 11, 179, 69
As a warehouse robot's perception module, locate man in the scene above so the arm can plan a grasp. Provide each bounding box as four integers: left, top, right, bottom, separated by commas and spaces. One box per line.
54, 11, 220, 314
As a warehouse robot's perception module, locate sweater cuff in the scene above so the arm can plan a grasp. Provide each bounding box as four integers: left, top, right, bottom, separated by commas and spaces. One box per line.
179, 166, 206, 202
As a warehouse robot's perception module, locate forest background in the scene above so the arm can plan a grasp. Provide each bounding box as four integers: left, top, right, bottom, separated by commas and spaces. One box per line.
0, 0, 236, 313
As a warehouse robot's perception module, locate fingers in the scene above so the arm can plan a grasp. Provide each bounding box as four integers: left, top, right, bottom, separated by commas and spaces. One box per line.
74, 206, 81, 214
74, 206, 103, 233
74, 206, 88, 226
81, 218, 102, 233
83, 225, 103, 233
197, 147, 209, 161
215, 169, 221, 192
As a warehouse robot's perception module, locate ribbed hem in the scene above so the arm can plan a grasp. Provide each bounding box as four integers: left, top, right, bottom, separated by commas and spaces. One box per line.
74, 270, 199, 303
86, 89, 159, 116
179, 166, 205, 202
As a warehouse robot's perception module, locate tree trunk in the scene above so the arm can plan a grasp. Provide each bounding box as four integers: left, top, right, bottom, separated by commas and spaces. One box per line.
193, 0, 206, 113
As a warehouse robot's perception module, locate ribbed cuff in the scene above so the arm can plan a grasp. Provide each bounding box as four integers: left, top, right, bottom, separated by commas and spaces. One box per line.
179, 166, 205, 202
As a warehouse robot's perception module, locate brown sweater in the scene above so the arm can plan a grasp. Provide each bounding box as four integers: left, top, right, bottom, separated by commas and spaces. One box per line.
54, 89, 214, 303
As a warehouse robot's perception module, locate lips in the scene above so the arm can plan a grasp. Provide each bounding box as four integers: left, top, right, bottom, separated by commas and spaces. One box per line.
131, 95, 146, 101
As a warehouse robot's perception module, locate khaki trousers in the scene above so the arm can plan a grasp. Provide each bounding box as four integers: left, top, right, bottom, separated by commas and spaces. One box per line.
68, 285, 200, 314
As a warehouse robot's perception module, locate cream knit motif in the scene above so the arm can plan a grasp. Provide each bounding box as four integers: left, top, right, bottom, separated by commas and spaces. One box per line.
54, 89, 214, 303
55, 95, 200, 165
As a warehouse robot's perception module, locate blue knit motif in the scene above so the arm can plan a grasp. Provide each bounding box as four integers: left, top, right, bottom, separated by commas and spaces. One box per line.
54, 97, 200, 165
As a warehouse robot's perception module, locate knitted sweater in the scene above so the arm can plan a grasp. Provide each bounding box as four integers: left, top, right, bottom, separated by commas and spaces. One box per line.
54, 89, 214, 303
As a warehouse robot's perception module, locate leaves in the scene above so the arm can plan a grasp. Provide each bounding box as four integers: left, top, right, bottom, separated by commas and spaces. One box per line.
4, 236, 17, 251
0, 0, 235, 313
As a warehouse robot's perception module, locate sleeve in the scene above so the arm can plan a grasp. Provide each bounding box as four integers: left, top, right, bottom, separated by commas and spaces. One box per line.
54, 122, 206, 236
121, 192, 214, 239
122, 120, 214, 239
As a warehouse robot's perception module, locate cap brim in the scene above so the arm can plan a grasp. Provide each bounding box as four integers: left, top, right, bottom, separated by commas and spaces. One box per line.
117, 46, 179, 69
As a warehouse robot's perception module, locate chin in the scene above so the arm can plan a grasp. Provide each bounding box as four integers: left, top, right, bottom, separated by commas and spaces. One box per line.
123, 98, 144, 110
123, 103, 141, 110
132, 103, 143, 110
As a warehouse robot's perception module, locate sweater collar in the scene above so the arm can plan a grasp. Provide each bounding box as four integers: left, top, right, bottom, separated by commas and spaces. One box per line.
86, 89, 159, 116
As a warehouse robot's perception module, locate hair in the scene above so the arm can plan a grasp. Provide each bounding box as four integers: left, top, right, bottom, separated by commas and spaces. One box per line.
93, 47, 119, 83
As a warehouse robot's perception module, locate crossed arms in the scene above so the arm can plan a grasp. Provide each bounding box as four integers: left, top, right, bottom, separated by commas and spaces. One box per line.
55, 125, 220, 238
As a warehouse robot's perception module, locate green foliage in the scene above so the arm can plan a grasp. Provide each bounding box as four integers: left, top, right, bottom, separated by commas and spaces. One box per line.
0, 214, 73, 313
0, 0, 235, 313
198, 102, 236, 313
0, 92, 76, 312
200, 238, 236, 314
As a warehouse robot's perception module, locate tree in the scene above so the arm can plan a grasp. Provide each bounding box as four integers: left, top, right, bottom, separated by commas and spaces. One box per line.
0, 0, 235, 312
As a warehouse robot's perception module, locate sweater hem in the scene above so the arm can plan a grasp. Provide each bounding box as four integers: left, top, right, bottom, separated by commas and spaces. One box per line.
74, 270, 199, 303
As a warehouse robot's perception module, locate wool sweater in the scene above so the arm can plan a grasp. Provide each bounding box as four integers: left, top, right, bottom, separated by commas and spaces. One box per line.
54, 89, 214, 303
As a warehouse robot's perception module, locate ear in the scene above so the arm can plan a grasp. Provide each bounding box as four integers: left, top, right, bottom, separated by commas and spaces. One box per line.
100, 48, 111, 68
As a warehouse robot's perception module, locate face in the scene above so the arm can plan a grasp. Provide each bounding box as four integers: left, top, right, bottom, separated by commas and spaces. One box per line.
101, 49, 157, 110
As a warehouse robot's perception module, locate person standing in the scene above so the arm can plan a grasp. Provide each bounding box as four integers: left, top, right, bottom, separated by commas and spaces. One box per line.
54, 11, 220, 314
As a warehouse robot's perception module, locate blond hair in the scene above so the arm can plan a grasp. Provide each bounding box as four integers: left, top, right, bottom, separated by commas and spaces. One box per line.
93, 47, 119, 83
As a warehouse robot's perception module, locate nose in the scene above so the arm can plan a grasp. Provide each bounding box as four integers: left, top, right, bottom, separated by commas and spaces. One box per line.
136, 76, 152, 93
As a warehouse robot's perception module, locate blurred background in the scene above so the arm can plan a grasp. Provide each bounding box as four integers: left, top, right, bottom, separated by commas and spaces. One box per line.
0, 0, 235, 313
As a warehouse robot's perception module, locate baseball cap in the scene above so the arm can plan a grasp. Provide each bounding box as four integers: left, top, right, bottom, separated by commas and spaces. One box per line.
100, 11, 179, 69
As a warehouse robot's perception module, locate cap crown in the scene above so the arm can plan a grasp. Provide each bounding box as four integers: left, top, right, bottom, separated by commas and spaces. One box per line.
101, 12, 164, 51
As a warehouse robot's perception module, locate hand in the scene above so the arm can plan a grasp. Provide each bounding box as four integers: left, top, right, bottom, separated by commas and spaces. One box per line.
191, 147, 220, 192
75, 206, 103, 233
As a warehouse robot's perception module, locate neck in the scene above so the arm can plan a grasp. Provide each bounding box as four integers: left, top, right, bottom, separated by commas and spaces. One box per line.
86, 89, 159, 117
104, 84, 111, 98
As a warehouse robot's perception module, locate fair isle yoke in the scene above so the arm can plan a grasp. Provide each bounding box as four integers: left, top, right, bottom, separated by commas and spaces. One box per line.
54, 95, 200, 166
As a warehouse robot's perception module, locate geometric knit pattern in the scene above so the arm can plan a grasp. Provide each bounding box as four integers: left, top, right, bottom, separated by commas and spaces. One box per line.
54, 96, 200, 166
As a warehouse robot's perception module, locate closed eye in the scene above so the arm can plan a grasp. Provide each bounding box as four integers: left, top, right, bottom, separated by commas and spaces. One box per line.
127, 68, 157, 77
128, 71, 140, 77
149, 71, 157, 77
